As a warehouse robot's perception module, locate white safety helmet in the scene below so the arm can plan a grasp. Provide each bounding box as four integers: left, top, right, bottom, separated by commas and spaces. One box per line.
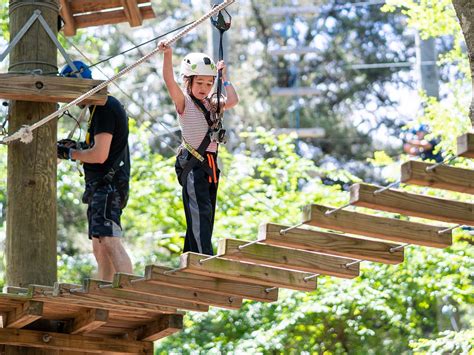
180, 52, 217, 77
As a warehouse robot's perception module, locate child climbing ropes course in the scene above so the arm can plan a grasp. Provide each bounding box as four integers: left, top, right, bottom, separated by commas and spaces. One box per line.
157, 41, 239, 256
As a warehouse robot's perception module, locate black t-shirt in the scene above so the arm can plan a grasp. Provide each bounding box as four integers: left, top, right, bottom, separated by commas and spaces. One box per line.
83, 96, 131, 184
420, 138, 443, 163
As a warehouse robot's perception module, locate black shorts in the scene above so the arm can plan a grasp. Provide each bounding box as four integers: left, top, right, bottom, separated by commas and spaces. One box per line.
83, 182, 127, 239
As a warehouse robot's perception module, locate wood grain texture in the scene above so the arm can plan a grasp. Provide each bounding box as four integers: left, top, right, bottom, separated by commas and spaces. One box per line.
83, 279, 209, 312
457, 133, 474, 158
217, 238, 359, 278
135, 315, 183, 342
259, 223, 404, 264
59, 0, 76, 36
401, 160, 474, 194
113, 273, 242, 309
179, 253, 317, 292
70, 309, 108, 335
69, 0, 150, 13
33, 284, 177, 315
304, 204, 451, 248
144, 265, 279, 302
74, 6, 154, 29
6, 301, 43, 329
0, 74, 108, 105
121, 0, 143, 26
350, 183, 474, 225
0, 328, 153, 353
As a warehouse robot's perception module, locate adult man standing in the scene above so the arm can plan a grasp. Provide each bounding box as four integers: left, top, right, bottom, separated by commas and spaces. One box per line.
57, 61, 133, 281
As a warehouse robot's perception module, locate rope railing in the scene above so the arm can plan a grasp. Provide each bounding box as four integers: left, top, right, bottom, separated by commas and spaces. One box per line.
0, 0, 235, 145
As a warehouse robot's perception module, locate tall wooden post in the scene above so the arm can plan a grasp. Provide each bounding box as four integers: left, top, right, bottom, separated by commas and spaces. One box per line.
6, 1, 58, 352
452, 1, 474, 127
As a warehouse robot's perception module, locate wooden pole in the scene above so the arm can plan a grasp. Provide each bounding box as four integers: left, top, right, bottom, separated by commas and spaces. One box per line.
6, 0, 58, 353
452, 1, 474, 127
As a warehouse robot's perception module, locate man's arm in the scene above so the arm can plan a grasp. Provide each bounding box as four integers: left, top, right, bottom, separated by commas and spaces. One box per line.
71, 133, 113, 164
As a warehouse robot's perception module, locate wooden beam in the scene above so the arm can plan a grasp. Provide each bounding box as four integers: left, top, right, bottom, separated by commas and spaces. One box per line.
259, 223, 404, 264
113, 274, 242, 310
34, 284, 177, 315
6, 301, 43, 329
69, 0, 150, 14
303, 204, 452, 248
0, 74, 108, 105
121, 0, 143, 27
401, 160, 474, 194
3, 287, 28, 295
217, 239, 359, 279
83, 279, 209, 313
144, 266, 279, 303
0, 328, 153, 353
457, 132, 474, 158
59, 0, 76, 36
70, 309, 108, 335
74, 6, 154, 30
135, 315, 183, 342
179, 252, 317, 292
350, 183, 474, 225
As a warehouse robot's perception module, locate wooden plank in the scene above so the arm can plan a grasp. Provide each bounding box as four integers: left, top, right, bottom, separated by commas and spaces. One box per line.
83, 279, 209, 313
74, 6, 155, 29
0, 328, 153, 353
217, 238, 359, 279
0, 74, 108, 105
59, 0, 76, 36
3, 287, 28, 295
69, 0, 150, 14
457, 132, 474, 158
179, 252, 317, 292
70, 308, 108, 335
303, 204, 452, 248
31, 284, 176, 316
6, 301, 43, 329
113, 273, 242, 310
135, 315, 183, 342
144, 266, 279, 303
259, 223, 404, 264
401, 160, 474, 194
121, 0, 143, 26
350, 183, 474, 225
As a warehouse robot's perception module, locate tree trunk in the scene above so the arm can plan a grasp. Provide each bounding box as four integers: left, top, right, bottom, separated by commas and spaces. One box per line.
6, 0, 58, 353
452, 0, 474, 127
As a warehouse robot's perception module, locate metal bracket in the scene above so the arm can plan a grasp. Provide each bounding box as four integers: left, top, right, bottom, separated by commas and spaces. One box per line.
0, 9, 79, 76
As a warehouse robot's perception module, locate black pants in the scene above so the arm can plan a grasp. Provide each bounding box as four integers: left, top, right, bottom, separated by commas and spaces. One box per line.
176, 152, 218, 256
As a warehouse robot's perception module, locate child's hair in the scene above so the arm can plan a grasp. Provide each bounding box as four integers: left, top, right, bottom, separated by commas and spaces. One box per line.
183, 75, 194, 95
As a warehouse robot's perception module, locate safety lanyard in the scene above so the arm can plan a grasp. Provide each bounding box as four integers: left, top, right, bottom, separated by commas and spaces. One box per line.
211, 7, 231, 114
85, 105, 97, 146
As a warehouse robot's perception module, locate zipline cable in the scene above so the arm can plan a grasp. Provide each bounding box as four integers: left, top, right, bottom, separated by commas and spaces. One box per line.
0, 0, 235, 145
87, 21, 195, 70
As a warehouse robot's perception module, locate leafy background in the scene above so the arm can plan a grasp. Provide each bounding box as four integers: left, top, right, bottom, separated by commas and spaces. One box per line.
0, 0, 473, 354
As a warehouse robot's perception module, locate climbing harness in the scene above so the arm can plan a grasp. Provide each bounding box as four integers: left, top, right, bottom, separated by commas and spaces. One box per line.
0, 0, 235, 145
209, 5, 232, 144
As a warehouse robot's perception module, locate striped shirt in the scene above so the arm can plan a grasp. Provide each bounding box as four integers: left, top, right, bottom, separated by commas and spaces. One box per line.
178, 94, 218, 153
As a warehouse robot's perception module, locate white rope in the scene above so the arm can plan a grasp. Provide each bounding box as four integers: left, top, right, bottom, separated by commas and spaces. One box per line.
1, 0, 236, 145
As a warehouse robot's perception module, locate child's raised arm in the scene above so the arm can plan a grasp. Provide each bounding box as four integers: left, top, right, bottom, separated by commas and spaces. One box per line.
217, 60, 239, 110
158, 41, 185, 114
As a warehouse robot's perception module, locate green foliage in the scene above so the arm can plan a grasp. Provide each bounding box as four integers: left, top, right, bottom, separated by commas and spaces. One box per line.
384, 0, 472, 160
410, 329, 474, 354
0, 0, 8, 41
383, 0, 459, 38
